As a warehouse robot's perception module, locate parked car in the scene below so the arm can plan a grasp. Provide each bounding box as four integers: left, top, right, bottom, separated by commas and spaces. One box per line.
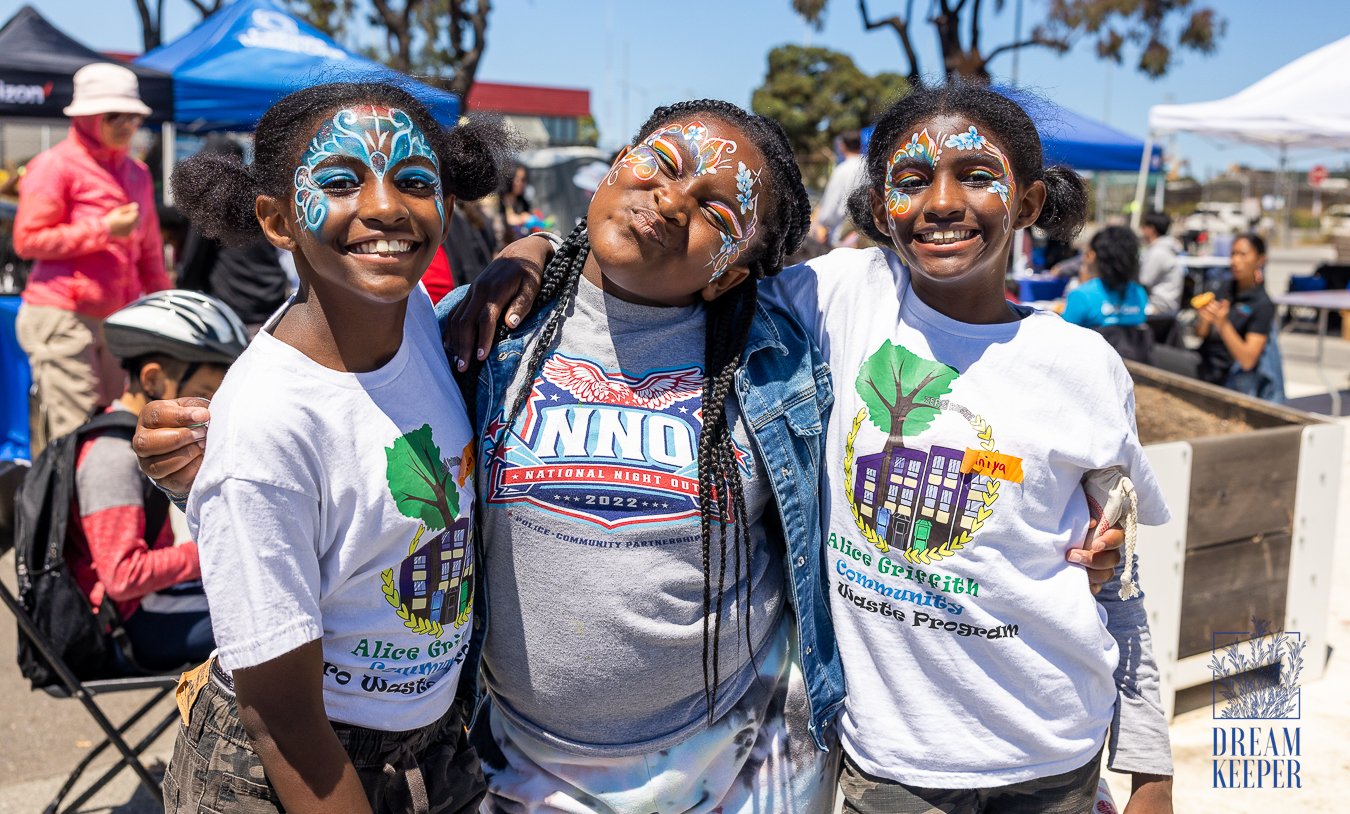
1180, 202, 1251, 253
1320, 203, 1350, 236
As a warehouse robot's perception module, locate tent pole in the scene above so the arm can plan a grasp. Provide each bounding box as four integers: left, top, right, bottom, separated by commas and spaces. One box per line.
1153, 159, 1166, 212
161, 122, 176, 207
1279, 143, 1291, 247
1130, 131, 1155, 230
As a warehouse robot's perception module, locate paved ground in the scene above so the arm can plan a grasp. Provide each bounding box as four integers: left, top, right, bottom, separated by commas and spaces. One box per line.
2, 245, 1347, 812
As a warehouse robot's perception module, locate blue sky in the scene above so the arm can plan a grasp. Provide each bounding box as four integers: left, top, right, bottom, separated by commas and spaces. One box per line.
8, 0, 1348, 178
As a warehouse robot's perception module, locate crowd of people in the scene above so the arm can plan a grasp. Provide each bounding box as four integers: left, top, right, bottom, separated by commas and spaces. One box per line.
8, 55, 1307, 814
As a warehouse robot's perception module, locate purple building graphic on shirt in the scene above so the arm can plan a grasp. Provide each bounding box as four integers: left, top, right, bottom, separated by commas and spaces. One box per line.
398, 516, 473, 625
853, 445, 976, 551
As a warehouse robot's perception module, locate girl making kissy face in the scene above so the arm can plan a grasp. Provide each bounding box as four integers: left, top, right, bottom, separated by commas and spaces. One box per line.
442, 99, 842, 814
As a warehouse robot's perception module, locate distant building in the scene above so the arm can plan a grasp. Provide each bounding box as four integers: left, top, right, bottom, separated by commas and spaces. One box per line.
398, 517, 473, 625
467, 80, 592, 147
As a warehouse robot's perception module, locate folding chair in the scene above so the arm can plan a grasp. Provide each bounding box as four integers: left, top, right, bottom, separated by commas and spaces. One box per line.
0, 566, 179, 814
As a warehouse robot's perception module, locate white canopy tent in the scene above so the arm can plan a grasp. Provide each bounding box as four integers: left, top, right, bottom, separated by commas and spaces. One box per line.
1131, 33, 1350, 229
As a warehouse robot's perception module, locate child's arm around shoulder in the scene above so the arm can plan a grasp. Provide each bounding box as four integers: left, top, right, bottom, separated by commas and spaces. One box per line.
759, 245, 895, 348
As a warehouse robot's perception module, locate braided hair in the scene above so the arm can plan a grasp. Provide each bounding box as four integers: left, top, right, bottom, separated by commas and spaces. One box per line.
500, 100, 810, 718
171, 82, 515, 247
847, 82, 1090, 245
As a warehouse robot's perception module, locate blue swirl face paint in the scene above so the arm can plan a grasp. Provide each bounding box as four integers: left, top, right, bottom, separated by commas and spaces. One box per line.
292, 105, 443, 233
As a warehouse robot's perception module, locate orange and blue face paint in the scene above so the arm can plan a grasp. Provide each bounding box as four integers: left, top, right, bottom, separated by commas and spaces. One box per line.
883, 124, 1016, 231
293, 105, 443, 233
606, 119, 761, 282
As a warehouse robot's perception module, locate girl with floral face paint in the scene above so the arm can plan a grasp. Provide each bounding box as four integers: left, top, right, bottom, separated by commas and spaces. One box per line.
450, 85, 1168, 814
157, 83, 509, 814
767, 85, 1175, 814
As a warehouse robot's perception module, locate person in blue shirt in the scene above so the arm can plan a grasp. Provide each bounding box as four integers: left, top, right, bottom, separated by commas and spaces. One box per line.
1061, 226, 1149, 329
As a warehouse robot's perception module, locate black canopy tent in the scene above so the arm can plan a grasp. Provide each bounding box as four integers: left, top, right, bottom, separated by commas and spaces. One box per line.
0, 6, 173, 122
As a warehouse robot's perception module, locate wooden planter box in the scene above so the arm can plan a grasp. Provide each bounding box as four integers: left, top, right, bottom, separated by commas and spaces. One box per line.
1127, 361, 1343, 717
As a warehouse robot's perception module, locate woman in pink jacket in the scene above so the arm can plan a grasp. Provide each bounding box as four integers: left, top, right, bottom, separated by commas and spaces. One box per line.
14, 63, 170, 454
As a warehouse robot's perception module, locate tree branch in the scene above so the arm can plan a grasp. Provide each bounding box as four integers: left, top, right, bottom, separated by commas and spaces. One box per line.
858, 0, 922, 82
970, 0, 983, 50
369, 0, 413, 71
183, 0, 224, 17
132, 0, 159, 51
983, 33, 1070, 65
867, 377, 898, 414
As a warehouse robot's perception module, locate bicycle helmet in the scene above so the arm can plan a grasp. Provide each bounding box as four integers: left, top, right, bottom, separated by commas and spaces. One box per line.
104, 290, 249, 365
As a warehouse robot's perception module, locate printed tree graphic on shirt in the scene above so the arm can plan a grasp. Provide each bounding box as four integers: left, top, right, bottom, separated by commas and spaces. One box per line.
380, 425, 474, 638
856, 341, 959, 476
387, 424, 459, 529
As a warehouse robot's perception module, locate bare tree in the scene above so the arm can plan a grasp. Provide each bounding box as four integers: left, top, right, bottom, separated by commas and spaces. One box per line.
131, 0, 226, 51
795, 0, 1224, 84
300, 0, 492, 102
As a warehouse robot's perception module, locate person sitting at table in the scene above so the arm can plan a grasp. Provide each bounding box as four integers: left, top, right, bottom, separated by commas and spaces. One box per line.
1139, 211, 1183, 317
1061, 227, 1151, 363
1195, 233, 1284, 402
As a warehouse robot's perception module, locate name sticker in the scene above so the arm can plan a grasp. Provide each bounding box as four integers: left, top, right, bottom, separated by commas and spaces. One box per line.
961, 449, 1024, 483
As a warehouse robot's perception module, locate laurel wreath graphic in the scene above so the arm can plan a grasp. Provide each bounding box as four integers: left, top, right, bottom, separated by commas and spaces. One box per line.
382, 568, 445, 638
843, 408, 1001, 565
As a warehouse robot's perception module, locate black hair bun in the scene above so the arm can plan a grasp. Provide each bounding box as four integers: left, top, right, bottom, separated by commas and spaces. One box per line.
1035, 165, 1089, 242
847, 184, 890, 244
170, 153, 261, 247
442, 115, 520, 201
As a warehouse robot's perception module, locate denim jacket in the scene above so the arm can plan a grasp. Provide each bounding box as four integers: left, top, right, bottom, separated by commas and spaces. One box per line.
436, 286, 845, 751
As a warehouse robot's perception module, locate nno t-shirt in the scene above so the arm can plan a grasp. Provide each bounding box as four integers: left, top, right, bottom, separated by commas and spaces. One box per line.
763, 248, 1169, 787
480, 274, 784, 752
190, 286, 476, 732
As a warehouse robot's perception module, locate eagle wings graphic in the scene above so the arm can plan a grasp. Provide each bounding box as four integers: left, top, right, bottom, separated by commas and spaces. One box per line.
542, 356, 702, 410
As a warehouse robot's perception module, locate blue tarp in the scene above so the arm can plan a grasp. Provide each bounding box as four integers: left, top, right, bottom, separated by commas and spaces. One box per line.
861, 87, 1162, 172
136, 0, 459, 133
1, 296, 31, 463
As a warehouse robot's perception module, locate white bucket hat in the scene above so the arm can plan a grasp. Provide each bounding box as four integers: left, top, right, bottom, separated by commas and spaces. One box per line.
63, 63, 152, 118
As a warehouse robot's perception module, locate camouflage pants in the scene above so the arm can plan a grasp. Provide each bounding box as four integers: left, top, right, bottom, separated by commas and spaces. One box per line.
163, 675, 486, 813
838, 745, 1102, 814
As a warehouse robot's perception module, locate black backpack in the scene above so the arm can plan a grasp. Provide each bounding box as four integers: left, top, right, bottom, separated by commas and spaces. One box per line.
13, 410, 169, 689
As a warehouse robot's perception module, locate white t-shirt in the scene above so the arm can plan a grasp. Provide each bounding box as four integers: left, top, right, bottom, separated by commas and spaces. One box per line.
189, 287, 477, 732
762, 248, 1169, 787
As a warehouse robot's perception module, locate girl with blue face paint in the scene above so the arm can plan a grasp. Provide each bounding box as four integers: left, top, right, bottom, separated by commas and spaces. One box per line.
157, 82, 510, 814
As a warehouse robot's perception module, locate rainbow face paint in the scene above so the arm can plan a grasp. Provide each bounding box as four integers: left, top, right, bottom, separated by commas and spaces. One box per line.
605, 119, 739, 187
605, 119, 761, 282
882, 123, 1017, 233
883, 130, 941, 231
708, 160, 760, 281
293, 105, 443, 233
943, 125, 1015, 221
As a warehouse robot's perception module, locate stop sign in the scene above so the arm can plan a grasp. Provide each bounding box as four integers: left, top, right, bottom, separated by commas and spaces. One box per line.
1309, 164, 1329, 187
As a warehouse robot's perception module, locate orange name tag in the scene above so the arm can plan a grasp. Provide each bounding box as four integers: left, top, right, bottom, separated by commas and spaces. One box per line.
176, 659, 213, 726
961, 449, 1024, 482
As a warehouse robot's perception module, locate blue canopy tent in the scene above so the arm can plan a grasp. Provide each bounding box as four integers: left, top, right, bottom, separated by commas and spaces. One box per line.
861, 87, 1161, 172
136, 0, 460, 133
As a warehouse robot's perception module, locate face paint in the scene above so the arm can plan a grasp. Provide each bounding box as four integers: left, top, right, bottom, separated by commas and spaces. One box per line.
605, 119, 738, 186
897, 129, 941, 168
883, 130, 941, 231
604, 119, 760, 282
293, 105, 443, 233
708, 160, 761, 281
942, 124, 1015, 223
